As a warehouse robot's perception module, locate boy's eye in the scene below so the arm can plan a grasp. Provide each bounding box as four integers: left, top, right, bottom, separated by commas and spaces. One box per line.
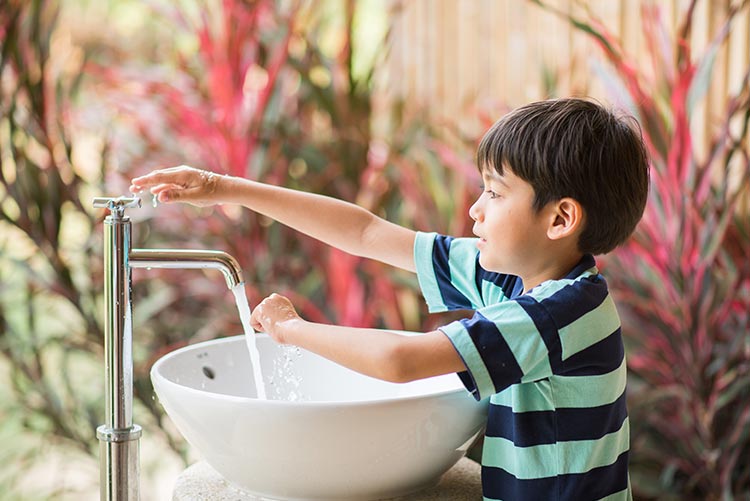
479, 184, 500, 199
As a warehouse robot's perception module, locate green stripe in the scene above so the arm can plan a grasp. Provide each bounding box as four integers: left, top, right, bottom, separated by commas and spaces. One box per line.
528, 267, 598, 301
414, 232, 447, 312
447, 238, 483, 308
559, 295, 621, 360
490, 360, 626, 412
441, 321, 495, 398
482, 437, 558, 478
481, 280, 510, 304
482, 301, 552, 383
553, 358, 627, 408
490, 379, 555, 412
483, 418, 630, 478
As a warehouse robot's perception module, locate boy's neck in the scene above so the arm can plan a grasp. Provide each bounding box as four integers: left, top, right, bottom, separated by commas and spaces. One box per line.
520, 251, 586, 294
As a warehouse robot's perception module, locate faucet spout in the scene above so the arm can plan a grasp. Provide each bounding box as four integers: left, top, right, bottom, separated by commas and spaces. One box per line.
129, 249, 243, 289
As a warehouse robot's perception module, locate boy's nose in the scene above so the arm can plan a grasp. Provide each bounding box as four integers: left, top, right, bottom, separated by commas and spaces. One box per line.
469, 199, 482, 222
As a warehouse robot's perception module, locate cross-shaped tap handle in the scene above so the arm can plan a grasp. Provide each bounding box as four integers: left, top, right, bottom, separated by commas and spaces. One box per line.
93, 196, 142, 218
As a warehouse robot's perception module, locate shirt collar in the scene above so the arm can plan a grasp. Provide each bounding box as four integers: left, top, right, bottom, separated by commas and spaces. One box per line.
565, 254, 598, 280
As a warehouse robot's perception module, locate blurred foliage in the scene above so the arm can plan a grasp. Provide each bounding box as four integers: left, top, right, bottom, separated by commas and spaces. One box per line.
12, 0, 747, 499
0, 0, 477, 497
0, 0, 101, 476
535, 0, 750, 499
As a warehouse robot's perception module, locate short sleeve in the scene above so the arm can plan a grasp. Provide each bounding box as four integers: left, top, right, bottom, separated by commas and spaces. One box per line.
414, 232, 523, 314
439, 297, 556, 401
413, 232, 484, 312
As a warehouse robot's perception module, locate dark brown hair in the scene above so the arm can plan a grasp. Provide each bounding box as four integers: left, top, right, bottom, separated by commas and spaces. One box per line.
476, 98, 650, 254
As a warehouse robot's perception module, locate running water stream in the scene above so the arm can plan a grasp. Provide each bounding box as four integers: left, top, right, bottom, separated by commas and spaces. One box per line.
231, 284, 267, 400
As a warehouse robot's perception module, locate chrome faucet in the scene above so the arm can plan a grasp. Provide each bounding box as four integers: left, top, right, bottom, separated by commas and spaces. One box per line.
93, 196, 243, 501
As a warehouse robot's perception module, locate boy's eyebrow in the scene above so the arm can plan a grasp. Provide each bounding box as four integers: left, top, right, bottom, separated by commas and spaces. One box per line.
483, 171, 510, 189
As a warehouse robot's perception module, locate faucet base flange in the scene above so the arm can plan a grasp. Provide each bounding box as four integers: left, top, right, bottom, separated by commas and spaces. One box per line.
97, 424, 143, 443
98, 425, 142, 500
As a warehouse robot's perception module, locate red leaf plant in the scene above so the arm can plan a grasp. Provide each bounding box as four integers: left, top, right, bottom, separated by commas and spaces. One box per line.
93, 0, 477, 349
534, 0, 750, 498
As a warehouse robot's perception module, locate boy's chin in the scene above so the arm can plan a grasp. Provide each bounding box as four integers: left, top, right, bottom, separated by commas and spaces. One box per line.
478, 254, 500, 273
478, 254, 512, 275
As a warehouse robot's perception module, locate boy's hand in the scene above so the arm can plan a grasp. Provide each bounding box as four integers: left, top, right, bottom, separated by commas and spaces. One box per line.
129, 165, 225, 207
250, 293, 302, 344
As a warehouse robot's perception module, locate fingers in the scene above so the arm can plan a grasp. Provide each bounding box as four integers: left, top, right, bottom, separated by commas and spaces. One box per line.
129, 165, 198, 193
250, 306, 266, 331
128, 165, 219, 206
249, 313, 263, 331
250, 293, 298, 339
250, 298, 275, 333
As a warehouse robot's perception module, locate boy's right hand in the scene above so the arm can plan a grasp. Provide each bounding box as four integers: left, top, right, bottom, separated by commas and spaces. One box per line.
129, 165, 226, 207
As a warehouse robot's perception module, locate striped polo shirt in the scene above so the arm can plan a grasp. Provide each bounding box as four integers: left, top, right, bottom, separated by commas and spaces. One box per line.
414, 232, 631, 501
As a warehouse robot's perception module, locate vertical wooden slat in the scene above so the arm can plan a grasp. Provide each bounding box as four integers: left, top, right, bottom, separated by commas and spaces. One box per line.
425, 0, 437, 111
588, 0, 622, 100
744, 4, 750, 156
379, 0, 748, 146
706, 0, 730, 148
410, 0, 423, 108
690, 0, 710, 159
456, 0, 480, 133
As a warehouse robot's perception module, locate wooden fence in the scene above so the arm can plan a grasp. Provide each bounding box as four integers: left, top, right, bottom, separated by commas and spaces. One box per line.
377, 0, 750, 151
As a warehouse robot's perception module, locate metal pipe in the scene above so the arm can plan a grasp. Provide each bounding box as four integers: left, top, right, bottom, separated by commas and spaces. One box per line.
93, 196, 245, 501
130, 249, 243, 289
97, 205, 141, 501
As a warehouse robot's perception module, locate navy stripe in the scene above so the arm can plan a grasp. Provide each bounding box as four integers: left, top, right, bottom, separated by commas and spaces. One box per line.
516, 295, 563, 372
561, 328, 625, 376
483, 450, 629, 501
432, 235, 473, 310
482, 466, 556, 501
474, 260, 522, 300
485, 390, 628, 446
559, 450, 630, 500
484, 404, 556, 447
460, 312, 524, 393
540, 277, 609, 329
557, 390, 628, 442
564, 253, 596, 279
456, 370, 479, 400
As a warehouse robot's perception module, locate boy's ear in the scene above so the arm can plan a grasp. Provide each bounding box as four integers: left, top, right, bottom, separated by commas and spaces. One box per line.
547, 198, 584, 241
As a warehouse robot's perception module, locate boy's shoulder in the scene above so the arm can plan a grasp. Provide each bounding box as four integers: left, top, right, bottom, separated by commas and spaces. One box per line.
519, 254, 605, 305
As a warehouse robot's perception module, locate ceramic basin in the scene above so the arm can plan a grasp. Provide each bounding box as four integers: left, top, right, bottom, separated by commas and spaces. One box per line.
151, 334, 487, 500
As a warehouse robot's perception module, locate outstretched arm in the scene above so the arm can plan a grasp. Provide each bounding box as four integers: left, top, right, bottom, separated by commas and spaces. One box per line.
250, 293, 465, 383
130, 166, 417, 272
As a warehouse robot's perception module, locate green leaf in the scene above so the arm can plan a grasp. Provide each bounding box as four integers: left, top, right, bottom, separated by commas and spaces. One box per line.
687, 40, 719, 117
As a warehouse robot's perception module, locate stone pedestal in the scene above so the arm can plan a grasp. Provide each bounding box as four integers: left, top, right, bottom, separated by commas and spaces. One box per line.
172, 457, 481, 500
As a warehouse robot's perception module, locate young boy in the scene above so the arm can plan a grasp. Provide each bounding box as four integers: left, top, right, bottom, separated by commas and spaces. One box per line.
130, 98, 649, 500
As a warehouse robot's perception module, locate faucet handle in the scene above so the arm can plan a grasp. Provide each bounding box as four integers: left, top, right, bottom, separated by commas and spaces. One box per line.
93, 196, 142, 218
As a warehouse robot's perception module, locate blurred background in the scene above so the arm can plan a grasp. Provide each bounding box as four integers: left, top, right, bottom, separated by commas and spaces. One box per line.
0, 0, 748, 499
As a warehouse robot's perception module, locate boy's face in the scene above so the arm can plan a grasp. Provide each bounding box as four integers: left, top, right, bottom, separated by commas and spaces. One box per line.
470, 166, 550, 275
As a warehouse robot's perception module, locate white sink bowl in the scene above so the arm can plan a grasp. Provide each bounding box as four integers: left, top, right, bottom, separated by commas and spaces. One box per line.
151, 334, 487, 500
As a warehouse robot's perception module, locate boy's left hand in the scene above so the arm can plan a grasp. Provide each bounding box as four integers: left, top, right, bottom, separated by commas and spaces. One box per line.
250, 293, 301, 344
